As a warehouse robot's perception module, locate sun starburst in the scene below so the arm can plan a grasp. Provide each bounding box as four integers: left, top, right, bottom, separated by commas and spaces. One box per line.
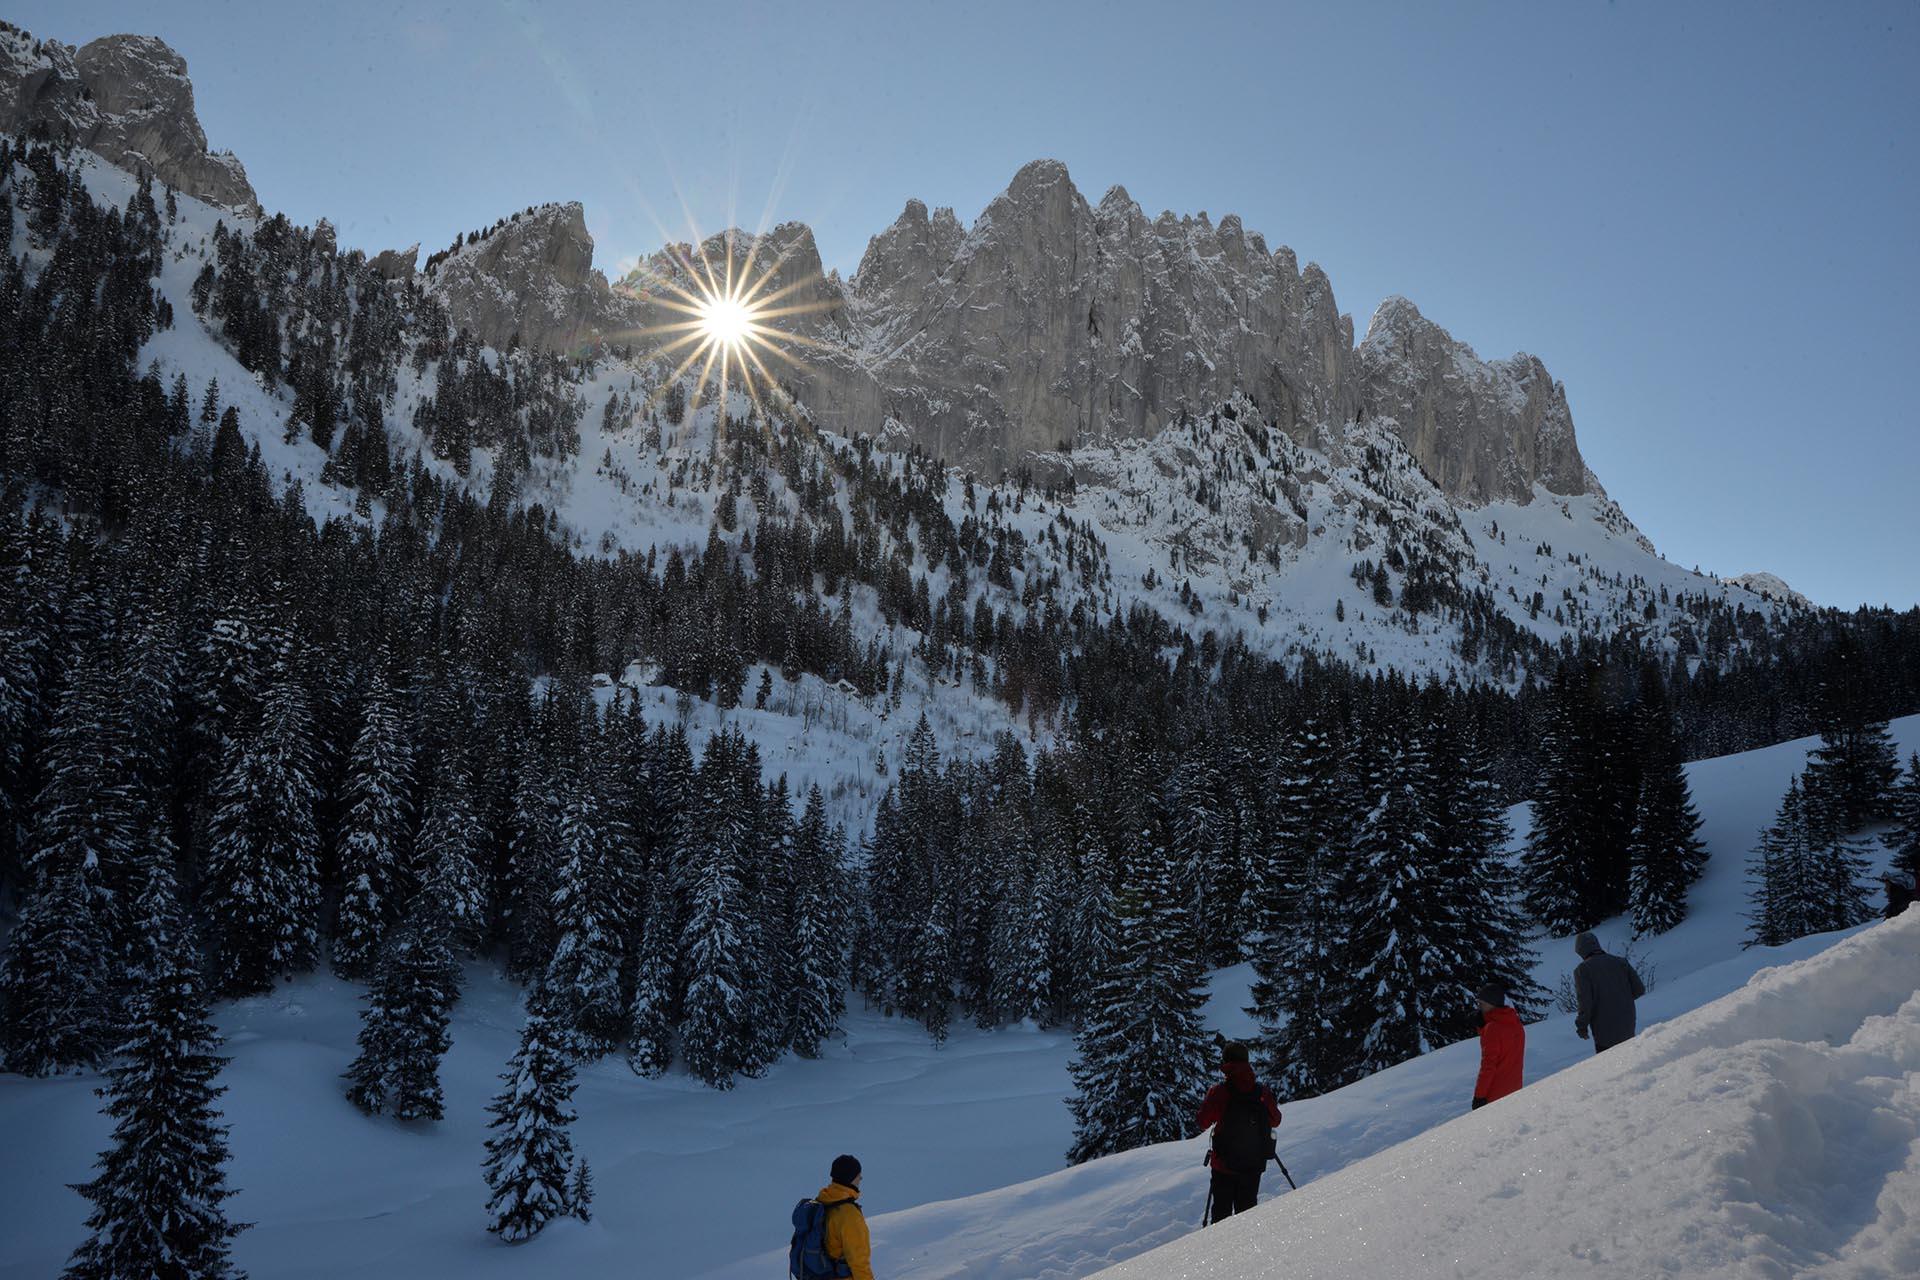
618, 227, 838, 437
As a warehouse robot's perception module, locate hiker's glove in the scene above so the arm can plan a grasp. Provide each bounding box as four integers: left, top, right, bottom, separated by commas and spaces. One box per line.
1576, 1025, 1589, 1040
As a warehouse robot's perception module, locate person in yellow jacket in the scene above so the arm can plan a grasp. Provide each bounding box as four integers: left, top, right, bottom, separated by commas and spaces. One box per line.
815, 1154, 874, 1280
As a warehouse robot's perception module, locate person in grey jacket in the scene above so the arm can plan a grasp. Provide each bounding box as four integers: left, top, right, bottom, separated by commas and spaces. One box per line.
1573, 932, 1645, 1052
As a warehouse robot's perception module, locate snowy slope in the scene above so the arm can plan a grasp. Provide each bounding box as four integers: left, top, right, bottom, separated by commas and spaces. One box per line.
704, 713, 1920, 1280
1094, 910, 1920, 1280
3, 717, 1912, 1280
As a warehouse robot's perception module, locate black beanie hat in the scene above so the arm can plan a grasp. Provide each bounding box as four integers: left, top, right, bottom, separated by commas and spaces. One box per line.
1221, 1040, 1250, 1064
1475, 982, 1508, 1007
831, 1154, 862, 1186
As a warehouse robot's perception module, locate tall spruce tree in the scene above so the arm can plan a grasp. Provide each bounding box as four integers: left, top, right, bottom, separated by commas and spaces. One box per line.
1522, 669, 1633, 932
1626, 688, 1708, 936
1065, 816, 1212, 1164
0, 869, 114, 1074
482, 989, 580, 1243
342, 900, 461, 1121
543, 786, 625, 1059
624, 877, 677, 1077
786, 785, 845, 1058
1891, 753, 1920, 879
1321, 736, 1462, 1082
1422, 711, 1543, 1025
417, 761, 486, 953
1248, 713, 1355, 1097
63, 861, 245, 1280
679, 747, 752, 1087
27, 642, 139, 940
201, 672, 322, 995
505, 741, 563, 982
331, 670, 414, 979
1747, 775, 1875, 946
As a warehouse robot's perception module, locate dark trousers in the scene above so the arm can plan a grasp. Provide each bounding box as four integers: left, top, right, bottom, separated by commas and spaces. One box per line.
1208, 1169, 1261, 1224
1593, 1030, 1634, 1054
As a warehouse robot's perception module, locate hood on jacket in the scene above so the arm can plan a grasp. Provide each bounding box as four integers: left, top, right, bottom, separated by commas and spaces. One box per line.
817, 1182, 860, 1205
1574, 931, 1603, 958
1482, 1004, 1522, 1029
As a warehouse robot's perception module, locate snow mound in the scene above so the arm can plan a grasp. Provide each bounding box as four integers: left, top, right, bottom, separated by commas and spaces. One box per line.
1098, 910, 1920, 1280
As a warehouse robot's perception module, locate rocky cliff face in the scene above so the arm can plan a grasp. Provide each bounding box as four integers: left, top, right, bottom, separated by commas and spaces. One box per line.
851, 160, 1361, 474
425, 202, 621, 353
0, 24, 256, 211
4, 25, 1604, 509
453, 159, 1600, 506
1353, 295, 1597, 503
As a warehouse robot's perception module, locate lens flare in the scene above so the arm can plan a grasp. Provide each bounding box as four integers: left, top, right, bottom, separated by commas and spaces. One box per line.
699, 294, 755, 350
615, 227, 840, 437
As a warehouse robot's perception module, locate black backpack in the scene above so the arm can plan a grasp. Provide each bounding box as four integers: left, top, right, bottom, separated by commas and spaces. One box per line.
1211, 1082, 1275, 1174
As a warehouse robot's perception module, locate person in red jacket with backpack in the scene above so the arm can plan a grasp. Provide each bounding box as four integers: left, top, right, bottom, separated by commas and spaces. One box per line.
1470, 982, 1524, 1110
1196, 1041, 1282, 1224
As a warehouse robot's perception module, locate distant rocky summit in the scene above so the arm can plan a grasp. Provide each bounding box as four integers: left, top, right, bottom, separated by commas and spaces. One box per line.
0, 22, 256, 211
1726, 573, 1810, 609
4, 25, 1609, 514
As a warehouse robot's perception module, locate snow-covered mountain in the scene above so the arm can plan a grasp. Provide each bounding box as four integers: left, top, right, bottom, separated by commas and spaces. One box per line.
1, 26, 1817, 833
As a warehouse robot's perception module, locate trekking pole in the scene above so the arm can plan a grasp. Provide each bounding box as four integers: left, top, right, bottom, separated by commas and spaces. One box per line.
1271, 1152, 1297, 1191
1200, 1182, 1214, 1227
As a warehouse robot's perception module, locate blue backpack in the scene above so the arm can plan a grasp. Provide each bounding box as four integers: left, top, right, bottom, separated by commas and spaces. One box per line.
789, 1198, 854, 1279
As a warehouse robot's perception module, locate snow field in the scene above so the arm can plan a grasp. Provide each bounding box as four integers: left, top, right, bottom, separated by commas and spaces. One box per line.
1093, 910, 1920, 1280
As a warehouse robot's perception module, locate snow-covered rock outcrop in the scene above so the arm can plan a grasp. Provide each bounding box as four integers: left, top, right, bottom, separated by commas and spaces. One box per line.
424, 201, 618, 353
1356, 293, 1597, 504
0, 23, 256, 211
1728, 571, 1812, 609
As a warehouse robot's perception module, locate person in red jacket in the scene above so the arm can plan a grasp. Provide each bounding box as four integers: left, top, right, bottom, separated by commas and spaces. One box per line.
1195, 1041, 1282, 1224
1471, 982, 1524, 1110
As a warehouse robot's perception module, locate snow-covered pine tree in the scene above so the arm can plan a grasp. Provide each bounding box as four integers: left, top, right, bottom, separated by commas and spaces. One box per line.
542, 785, 626, 1059
624, 877, 677, 1077
63, 861, 245, 1280
1421, 710, 1543, 1025
1063, 799, 1116, 1021
787, 785, 846, 1058
986, 845, 1057, 1027
1805, 716, 1901, 835
894, 717, 956, 1041
1626, 682, 1708, 936
740, 768, 789, 1077
505, 739, 563, 982
1747, 774, 1876, 946
1521, 670, 1630, 933
342, 899, 461, 1120
1168, 746, 1234, 965
568, 1158, 593, 1223
417, 760, 486, 953
331, 668, 414, 979
858, 787, 909, 1018
1321, 735, 1461, 1084
1891, 753, 1920, 878
1248, 712, 1355, 1097
201, 670, 322, 996
0, 869, 113, 1074
26, 642, 138, 938
679, 739, 753, 1087
1065, 816, 1212, 1164
482, 988, 580, 1244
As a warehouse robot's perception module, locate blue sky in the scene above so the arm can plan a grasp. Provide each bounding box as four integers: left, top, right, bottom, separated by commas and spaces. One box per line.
21, 1, 1919, 607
